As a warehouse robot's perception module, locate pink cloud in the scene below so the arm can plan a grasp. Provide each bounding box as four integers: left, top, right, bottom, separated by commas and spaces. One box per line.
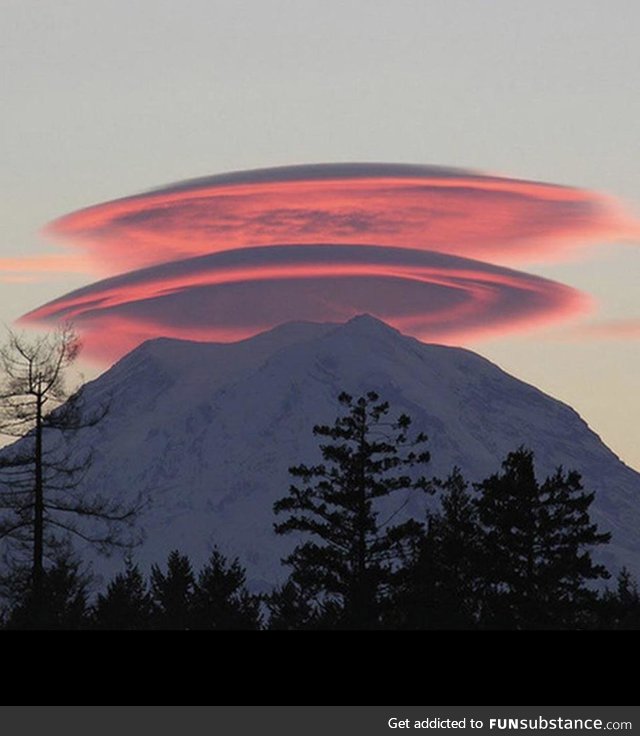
44, 163, 637, 273
21, 245, 590, 362
17, 163, 637, 363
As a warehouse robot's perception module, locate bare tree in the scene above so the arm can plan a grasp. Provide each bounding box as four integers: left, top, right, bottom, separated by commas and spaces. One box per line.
0, 325, 141, 604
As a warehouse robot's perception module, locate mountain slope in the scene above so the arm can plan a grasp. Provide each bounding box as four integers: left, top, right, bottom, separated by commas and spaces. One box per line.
6, 316, 640, 587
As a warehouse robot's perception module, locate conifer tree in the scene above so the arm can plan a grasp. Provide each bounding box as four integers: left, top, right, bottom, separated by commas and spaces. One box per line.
475, 447, 611, 629
266, 580, 317, 630
150, 550, 196, 629
191, 548, 261, 630
4, 548, 91, 630
92, 557, 152, 629
394, 468, 482, 629
273, 391, 431, 629
599, 568, 640, 630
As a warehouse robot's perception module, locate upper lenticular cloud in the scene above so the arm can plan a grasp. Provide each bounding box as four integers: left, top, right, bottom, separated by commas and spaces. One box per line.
20, 163, 637, 361
45, 163, 634, 272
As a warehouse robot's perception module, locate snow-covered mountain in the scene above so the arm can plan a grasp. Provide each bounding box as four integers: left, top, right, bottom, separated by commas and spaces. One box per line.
8, 315, 640, 587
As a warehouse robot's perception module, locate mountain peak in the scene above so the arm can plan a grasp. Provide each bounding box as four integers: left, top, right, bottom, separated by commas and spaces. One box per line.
19, 316, 640, 587
339, 313, 403, 337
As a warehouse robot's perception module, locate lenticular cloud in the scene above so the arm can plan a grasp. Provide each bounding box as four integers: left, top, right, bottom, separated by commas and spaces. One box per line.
21, 163, 635, 361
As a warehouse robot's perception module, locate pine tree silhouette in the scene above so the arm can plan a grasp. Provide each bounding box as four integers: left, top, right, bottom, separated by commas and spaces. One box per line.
93, 557, 152, 629
395, 468, 482, 629
150, 550, 196, 629
266, 580, 317, 630
599, 567, 640, 629
274, 391, 431, 629
191, 548, 261, 630
475, 447, 611, 629
4, 548, 91, 630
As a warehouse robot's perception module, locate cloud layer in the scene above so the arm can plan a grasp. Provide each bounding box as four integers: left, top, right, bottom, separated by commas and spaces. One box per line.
46, 163, 633, 272
23, 244, 589, 361
19, 163, 637, 361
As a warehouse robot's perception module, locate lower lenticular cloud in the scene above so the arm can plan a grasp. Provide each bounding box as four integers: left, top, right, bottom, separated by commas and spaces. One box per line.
23, 245, 589, 361
20, 163, 637, 361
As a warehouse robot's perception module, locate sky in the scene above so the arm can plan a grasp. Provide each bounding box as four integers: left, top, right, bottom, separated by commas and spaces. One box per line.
1, 0, 638, 469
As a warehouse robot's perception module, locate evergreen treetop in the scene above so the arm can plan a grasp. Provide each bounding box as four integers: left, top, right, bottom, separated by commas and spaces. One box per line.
274, 390, 432, 628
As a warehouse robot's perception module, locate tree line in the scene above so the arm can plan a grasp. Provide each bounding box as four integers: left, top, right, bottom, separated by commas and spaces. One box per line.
0, 329, 639, 629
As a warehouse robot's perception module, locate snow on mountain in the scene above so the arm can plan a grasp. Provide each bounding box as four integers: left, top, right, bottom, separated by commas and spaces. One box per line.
6, 315, 640, 587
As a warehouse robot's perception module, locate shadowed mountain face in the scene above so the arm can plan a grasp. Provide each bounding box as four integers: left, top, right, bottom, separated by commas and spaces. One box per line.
4, 315, 639, 588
